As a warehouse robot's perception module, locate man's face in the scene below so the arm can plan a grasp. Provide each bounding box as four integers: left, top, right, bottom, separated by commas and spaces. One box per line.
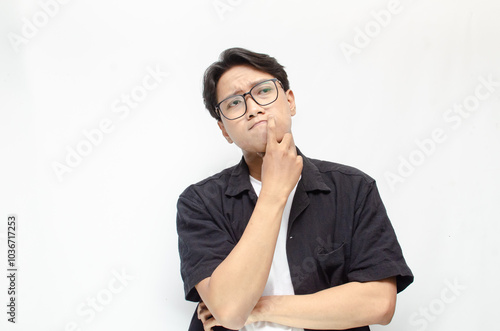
216, 65, 296, 155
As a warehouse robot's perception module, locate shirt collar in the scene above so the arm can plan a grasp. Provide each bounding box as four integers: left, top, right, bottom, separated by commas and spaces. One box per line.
225, 147, 331, 197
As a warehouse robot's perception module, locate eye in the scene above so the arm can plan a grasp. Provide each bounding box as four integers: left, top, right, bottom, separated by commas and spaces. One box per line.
255, 84, 274, 96
226, 98, 242, 109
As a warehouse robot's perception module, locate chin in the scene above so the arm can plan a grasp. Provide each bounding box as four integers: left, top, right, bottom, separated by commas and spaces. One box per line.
240, 143, 267, 156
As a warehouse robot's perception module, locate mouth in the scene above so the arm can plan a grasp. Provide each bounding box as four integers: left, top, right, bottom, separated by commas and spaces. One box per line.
249, 120, 267, 130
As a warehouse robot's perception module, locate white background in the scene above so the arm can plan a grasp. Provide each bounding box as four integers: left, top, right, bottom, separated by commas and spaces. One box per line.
1, 0, 499, 330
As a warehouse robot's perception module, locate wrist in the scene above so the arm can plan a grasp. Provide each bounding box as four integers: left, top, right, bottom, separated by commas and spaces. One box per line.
251, 296, 279, 323
258, 188, 289, 207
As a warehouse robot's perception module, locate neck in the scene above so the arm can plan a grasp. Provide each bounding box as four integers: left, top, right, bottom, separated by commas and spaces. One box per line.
243, 151, 264, 181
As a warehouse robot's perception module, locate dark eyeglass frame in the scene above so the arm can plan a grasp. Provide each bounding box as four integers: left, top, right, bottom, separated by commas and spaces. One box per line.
216, 78, 282, 120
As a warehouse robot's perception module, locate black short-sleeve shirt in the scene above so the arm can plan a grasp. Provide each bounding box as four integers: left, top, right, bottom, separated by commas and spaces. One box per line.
177, 149, 413, 331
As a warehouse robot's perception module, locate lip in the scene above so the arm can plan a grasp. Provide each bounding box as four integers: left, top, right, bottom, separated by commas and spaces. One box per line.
249, 119, 267, 130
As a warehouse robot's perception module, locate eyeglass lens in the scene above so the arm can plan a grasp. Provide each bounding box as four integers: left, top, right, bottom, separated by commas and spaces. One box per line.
219, 80, 278, 119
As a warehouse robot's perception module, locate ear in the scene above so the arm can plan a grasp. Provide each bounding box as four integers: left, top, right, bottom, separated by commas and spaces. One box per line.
286, 89, 296, 116
217, 120, 233, 144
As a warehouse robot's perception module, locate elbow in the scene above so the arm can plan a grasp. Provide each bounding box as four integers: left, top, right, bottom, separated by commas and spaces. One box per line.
377, 295, 396, 325
218, 316, 247, 330
196, 278, 251, 329
212, 305, 249, 330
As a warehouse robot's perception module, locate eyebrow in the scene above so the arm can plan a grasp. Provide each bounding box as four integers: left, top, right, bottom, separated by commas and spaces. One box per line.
222, 78, 272, 101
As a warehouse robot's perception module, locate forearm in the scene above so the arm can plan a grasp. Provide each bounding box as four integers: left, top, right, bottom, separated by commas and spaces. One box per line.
196, 118, 303, 329
197, 192, 287, 328
251, 278, 397, 330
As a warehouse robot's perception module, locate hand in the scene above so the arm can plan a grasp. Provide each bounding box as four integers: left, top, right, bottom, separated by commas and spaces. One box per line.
260, 116, 303, 199
198, 301, 222, 331
197, 298, 273, 330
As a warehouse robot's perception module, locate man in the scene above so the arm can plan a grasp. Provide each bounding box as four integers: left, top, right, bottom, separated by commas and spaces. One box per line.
177, 48, 413, 331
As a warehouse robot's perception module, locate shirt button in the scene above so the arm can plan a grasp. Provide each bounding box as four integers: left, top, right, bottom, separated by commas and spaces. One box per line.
289, 236, 293, 239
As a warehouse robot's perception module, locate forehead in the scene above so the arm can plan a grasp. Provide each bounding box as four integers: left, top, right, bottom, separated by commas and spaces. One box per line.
217, 65, 274, 100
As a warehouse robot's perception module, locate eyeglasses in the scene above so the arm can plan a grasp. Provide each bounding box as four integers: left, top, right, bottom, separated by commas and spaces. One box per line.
216, 78, 282, 120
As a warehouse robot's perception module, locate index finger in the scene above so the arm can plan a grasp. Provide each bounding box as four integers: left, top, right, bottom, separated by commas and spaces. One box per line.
266, 115, 277, 145
197, 301, 206, 318
203, 317, 221, 331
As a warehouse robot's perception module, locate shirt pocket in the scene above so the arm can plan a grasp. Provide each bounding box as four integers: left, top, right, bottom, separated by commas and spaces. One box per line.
315, 241, 348, 286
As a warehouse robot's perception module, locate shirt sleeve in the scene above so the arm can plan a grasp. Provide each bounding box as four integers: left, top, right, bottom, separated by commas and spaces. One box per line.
176, 187, 236, 302
347, 181, 413, 293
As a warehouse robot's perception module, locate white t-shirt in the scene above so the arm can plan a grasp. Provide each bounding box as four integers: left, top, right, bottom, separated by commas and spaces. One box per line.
241, 176, 304, 331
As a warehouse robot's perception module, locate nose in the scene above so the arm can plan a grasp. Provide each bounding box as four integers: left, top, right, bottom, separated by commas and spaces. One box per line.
245, 94, 265, 119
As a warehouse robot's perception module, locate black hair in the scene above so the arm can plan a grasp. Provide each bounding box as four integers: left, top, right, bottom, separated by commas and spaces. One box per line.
202, 47, 290, 121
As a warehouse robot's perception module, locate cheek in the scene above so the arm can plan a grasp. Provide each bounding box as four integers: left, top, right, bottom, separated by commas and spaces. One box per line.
223, 123, 245, 143
224, 124, 239, 137
278, 116, 293, 133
